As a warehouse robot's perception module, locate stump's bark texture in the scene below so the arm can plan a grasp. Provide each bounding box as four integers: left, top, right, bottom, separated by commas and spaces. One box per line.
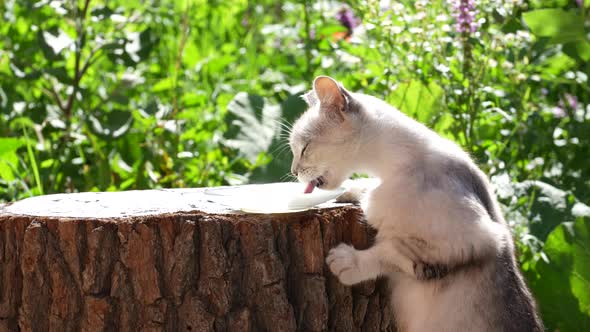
0, 188, 394, 331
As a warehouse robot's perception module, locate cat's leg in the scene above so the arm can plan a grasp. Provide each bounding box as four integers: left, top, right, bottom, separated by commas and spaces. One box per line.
392, 217, 508, 281
326, 243, 379, 285
327, 218, 508, 285
326, 239, 417, 285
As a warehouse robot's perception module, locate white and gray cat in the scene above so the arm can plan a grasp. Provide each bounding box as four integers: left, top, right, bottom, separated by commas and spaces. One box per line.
289, 76, 543, 331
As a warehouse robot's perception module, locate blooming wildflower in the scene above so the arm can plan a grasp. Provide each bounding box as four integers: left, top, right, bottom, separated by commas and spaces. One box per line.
436, 14, 449, 22
409, 27, 424, 34
552, 107, 566, 118
414, 12, 427, 20
452, 0, 479, 34
560, 93, 578, 110
415, 0, 429, 10
336, 8, 360, 34
391, 26, 404, 34
435, 64, 450, 73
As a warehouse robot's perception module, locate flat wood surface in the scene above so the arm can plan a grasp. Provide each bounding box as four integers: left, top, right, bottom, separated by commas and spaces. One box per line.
1, 186, 346, 218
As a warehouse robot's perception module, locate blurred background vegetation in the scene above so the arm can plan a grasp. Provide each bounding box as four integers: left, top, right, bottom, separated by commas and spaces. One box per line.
0, 0, 589, 330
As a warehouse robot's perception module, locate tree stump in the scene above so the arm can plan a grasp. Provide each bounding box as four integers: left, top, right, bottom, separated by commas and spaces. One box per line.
0, 186, 394, 331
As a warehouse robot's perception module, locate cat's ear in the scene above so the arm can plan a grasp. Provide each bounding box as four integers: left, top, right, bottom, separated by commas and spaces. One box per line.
302, 90, 318, 107
313, 76, 349, 116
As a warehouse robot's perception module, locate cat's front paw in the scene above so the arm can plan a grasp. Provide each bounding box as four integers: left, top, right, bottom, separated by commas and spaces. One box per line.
335, 178, 380, 204
326, 243, 364, 285
335, 188, 364, 204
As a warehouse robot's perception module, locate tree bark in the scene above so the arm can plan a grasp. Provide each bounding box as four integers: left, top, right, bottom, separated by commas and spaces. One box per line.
0, 186, 394, 331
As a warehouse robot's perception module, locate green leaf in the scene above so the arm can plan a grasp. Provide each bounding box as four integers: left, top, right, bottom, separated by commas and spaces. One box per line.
389, 80, 444, 124
88, 110, 133, 139
152, 77, 174, 93
23, 128, 42, 195
250, 93, 307, 183
523, 9, 585, 44
40, 159, 55, 169
529, 0, 570, 8
539, 53, 576, 79
564, 41, 590, 62
528, 218, 590, 332
316, 23, 348, 39
45, 67, 73, 84
0, 138, 24, 181
223, 92, 281, 163
516, 180, 569, 241
575, 41, 590, 61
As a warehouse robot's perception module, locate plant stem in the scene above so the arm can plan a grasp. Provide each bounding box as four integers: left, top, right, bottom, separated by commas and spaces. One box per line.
303, 0, 313, 80
63, 0, 92, 135
462, 33, 475, 150
172, 3, 191, 161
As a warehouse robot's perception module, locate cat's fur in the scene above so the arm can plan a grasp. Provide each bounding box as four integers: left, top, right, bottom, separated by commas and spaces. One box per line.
289, 76, 543, 332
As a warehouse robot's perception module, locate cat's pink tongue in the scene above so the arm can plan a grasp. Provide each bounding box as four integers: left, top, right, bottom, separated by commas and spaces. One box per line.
304, 181, 316, 194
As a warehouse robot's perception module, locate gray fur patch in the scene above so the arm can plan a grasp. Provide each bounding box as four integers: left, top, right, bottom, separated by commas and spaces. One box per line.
448, 160, 503, 223
420, 158, 503, 223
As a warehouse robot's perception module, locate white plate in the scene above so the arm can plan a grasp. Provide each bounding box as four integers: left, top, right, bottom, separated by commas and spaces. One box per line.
204, 183, 345, 214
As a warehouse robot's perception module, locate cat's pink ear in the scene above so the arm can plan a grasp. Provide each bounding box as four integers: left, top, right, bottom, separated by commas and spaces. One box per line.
313, 76, 346, 112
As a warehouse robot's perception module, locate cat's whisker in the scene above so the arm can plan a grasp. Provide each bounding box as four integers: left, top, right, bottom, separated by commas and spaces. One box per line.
272, 119, 294, 135
269, 142, 292, 157
280, 173, 298, 182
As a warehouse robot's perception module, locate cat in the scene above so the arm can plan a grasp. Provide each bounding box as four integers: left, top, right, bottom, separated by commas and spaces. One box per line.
289, 76, 544, 332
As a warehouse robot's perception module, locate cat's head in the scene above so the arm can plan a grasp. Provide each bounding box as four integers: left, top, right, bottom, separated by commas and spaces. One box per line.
289, 76, 363, 192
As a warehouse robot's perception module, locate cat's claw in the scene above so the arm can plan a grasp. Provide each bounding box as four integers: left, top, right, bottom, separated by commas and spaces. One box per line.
326, 243, 364, 285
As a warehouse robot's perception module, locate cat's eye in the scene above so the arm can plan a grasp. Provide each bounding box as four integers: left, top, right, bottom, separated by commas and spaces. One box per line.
301, 143, 310, 157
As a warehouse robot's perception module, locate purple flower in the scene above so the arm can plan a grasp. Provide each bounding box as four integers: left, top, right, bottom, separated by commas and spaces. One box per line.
309, 27, 316, 40
552, 106, 566, 118
576, 0, 583, 8
565, 94, 578, 109
453, 0, 479, 34
559, 93, 578, 110
336, 8, 360, 33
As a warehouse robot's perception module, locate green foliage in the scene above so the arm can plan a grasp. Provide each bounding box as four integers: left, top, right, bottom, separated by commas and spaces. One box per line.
0, 137, 24, 181
523, 9, 585, 44
1, 0, 589, 329
224, 93, 282, 163
525, 217, 590, 331
389, 81, 445, 125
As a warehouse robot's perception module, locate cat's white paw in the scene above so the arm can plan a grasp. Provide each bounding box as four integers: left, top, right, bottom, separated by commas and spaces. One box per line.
326, 243, 364, 285
335, 178, 380, 204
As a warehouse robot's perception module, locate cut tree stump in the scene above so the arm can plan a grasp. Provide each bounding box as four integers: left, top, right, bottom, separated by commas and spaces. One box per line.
0, 186, 394, 332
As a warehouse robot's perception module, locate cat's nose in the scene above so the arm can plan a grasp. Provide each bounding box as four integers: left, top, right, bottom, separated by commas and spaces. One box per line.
291, 164, 298, 176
